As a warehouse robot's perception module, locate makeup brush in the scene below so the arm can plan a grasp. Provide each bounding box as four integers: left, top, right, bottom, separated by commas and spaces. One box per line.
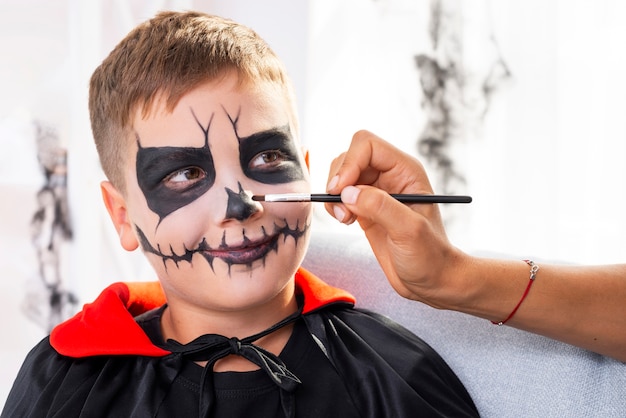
252, 193, 472, 204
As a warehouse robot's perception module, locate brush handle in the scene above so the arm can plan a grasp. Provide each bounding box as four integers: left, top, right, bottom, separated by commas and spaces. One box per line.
310, 194, 472, 204
256, 193, 472, 204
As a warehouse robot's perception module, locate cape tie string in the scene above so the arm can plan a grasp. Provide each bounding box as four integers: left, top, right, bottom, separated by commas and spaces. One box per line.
165, 308, 302, 418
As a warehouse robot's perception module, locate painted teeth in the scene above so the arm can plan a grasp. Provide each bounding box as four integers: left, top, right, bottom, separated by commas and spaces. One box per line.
135, 219, 310, 274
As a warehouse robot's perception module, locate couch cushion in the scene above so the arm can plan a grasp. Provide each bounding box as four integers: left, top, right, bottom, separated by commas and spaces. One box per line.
302, 230, 626, 417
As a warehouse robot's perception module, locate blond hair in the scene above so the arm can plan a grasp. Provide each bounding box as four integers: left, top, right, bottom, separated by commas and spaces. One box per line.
89, 11, 297, 192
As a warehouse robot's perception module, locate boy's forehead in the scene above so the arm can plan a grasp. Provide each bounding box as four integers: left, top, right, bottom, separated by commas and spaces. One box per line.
131, 76, 297, 147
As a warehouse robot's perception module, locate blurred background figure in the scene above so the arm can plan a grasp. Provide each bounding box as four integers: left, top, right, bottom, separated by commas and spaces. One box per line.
26, 122, 76, 332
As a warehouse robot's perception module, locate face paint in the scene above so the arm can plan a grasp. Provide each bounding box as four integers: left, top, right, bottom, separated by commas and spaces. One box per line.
222, 105, 305, 184
123, 75, 312, 315
225, 181, 259, 221
238, 125, 306, 184
135, 112, 215, 223
136, 105, 304, 225
135, 218, 309, 273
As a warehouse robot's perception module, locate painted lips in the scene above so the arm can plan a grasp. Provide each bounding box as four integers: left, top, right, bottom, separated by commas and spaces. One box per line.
135, 218, 308, 271
203, 234, 279, 266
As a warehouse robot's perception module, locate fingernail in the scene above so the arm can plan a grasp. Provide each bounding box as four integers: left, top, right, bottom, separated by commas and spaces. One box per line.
333, 205, 346, 222
327, 175, 339, 192
341, 186, 360, 205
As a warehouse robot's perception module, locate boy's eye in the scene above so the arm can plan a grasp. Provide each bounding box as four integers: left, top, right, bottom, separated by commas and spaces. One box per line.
164, 167, 206, 189
239, 126, 305, 184
249, 150, 286, 170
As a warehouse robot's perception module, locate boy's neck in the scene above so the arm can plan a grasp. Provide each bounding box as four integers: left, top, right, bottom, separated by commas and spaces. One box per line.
160, 285, 299, 372
160, 283, 299, 345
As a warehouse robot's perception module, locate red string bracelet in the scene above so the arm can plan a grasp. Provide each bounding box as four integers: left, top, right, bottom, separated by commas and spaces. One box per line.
492, 260, 539, 326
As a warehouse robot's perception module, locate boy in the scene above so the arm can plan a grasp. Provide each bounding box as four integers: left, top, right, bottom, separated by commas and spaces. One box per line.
3, 11, 477, 417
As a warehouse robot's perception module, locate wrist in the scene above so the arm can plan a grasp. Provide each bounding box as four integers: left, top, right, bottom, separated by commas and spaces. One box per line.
444, 256, 537, 322
438, 250, 482, 311
410, 247, 477, 311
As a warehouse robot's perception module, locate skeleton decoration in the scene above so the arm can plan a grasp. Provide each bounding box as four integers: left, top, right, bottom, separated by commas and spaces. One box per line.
25, 121, 77, 332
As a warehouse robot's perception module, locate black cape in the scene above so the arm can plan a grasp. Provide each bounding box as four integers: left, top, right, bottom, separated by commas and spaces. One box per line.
2, 269, 478, 417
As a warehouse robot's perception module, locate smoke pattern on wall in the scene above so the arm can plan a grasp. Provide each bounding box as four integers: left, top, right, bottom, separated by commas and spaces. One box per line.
415, 0, 511, 195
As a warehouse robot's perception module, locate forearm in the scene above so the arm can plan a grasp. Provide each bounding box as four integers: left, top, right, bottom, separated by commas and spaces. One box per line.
450, 256, 626, 362
325, 132, 626, 361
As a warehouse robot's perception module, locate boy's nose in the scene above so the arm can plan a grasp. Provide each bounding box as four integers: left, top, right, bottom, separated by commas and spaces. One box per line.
224, 182, 260, 221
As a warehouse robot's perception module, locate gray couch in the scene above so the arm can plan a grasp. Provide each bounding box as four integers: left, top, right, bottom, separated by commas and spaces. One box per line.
302, 230, 626, 417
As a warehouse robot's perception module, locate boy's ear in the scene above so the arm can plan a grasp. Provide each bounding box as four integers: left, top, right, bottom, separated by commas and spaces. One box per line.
100, 181, 139, 251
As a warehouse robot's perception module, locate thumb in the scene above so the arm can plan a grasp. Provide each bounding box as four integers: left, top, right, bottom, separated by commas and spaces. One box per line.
340, 185, 418, 235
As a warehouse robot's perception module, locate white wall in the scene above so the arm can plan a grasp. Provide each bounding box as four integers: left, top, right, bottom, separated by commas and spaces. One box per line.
1, 0, 625, 406
304, 0, 626, 266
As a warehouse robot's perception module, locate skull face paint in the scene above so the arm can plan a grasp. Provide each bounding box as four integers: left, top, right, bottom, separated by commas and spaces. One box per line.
135, 217, 308, 273
136, 113, 305, 226
131, 77, 310, 275
123, 75, 311, 313
133, 113, 309, 270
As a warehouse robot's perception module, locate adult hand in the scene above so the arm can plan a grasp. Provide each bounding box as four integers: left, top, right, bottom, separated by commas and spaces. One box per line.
325, 130, 468, 309
324, 131, 626, 362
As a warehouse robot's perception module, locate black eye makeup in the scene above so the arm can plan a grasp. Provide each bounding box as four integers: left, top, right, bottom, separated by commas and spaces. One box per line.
239, 125, 305, 184
136, 139, 216, 222
134, 107, 305, 225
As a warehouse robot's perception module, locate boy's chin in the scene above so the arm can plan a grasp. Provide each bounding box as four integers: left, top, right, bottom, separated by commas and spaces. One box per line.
196, 264, 297, 307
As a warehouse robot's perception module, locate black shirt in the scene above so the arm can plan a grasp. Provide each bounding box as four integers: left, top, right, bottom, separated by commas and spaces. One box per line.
138, 307, 361, 417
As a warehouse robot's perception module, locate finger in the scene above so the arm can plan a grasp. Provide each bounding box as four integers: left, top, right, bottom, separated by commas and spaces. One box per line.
323, 201, 356, 224
326, 152, 346, 186
326, 130, 384, 194
324, 155, 354, 222
328, 130, 432, 195
340, 185, 427, 237
324, 141, 365, 223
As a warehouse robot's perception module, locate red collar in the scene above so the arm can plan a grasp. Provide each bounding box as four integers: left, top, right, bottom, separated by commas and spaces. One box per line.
50, 268, 355, 357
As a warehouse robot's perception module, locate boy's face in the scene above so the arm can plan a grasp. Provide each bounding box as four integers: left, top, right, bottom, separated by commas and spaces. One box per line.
110, 73, 311, 312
